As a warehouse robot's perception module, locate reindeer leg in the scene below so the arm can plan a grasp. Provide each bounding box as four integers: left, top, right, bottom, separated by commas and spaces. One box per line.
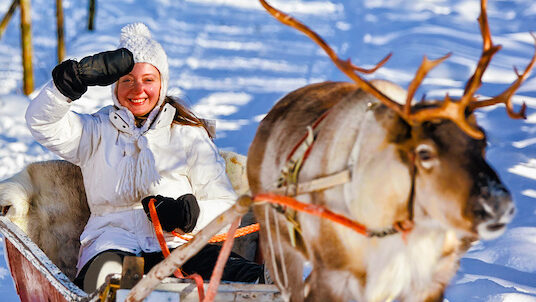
304, 264, 361, 302
264, 243, 306, 302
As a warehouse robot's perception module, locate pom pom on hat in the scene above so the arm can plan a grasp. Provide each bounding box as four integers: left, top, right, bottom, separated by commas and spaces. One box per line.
111, 22, 169, 109
120, 23, 153, 40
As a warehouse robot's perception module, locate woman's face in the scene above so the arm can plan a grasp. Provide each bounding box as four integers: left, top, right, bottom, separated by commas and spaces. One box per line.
116, 63, 161, 117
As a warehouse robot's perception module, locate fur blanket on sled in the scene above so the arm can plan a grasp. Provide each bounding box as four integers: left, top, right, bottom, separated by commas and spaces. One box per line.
0, 151, 250, 280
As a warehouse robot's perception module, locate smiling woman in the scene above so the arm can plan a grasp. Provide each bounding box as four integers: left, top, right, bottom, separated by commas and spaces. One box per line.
116, 63, 162, 117
23, 22, 263, 293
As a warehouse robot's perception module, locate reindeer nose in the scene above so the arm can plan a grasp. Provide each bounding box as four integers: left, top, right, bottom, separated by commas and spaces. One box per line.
475, 187, 515, 240
486, 222, 505, 232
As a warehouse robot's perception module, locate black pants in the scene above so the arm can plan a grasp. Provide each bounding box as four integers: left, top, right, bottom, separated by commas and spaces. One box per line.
74, 244, 263, 288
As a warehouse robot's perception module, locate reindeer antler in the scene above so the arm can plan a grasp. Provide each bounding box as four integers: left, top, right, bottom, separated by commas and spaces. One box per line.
404, 54, 452, 116
450, 0, 535, 136
259, 0, 536, 139
468, 31, 536, 118
410, 0, 535, 138
258, 0, 403, 115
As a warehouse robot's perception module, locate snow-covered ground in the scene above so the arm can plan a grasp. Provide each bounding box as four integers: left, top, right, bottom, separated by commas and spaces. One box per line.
1, 0, 535, 300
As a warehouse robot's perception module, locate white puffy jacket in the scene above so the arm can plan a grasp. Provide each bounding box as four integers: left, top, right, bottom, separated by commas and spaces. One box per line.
26, 81, 236, 273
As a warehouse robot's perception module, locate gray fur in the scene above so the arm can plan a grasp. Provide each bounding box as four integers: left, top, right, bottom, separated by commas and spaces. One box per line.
0, 160, 89, 280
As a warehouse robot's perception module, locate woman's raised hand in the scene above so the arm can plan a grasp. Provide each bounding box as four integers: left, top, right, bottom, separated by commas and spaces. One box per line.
52, 48, 134, 100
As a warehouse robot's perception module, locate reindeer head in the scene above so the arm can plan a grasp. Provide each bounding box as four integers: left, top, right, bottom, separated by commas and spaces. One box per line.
375, 105, 514, 239
260, 0, 532, 239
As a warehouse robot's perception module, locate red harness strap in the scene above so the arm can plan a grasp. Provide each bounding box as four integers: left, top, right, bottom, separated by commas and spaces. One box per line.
254, 193, 368, 235
273, 109, 417, 241
150, 199, 253, 302
286, 109, 331, 163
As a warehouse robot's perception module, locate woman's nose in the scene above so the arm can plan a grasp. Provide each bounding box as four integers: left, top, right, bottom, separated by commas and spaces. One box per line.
131, 80, 144, 93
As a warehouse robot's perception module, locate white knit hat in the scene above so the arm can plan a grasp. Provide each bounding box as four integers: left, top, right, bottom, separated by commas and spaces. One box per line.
111, 23, 169, 110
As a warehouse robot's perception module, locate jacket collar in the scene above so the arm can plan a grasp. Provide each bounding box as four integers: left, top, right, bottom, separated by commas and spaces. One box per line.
108, 103, 176, 136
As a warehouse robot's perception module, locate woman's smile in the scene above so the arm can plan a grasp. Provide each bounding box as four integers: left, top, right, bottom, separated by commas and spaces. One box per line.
130, 98, 148, 104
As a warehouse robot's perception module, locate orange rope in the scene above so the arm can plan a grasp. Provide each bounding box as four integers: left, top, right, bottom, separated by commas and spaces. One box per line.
148, 198, 205, 301
253, 193, 369, 235
172, 223, 260, 243
147, 191, 413, 302
149, 199, 257, 302
252, 193, 413, 238
203, 217, 241, 302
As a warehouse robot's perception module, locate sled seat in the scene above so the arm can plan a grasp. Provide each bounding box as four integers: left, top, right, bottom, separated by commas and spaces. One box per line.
0, 151, 252, 281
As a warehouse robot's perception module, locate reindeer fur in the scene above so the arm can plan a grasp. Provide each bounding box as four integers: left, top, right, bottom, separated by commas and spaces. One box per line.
0, 160, 89, 280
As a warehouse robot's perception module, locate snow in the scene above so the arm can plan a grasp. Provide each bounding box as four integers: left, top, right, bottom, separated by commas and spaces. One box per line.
0, 0, 535, 301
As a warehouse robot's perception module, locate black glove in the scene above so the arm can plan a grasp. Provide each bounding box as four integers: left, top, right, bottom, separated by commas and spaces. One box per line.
142, 194, 200, 233
52, 48, 134, 100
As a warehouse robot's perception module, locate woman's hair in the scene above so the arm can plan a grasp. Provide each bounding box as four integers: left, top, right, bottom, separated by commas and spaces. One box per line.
165, 96, 213, 138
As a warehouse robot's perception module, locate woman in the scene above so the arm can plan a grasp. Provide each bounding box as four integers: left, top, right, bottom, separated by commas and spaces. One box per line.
26, 23, 262, 292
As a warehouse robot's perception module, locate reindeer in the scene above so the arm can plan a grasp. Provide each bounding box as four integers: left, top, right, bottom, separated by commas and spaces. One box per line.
247, 0, 535, 301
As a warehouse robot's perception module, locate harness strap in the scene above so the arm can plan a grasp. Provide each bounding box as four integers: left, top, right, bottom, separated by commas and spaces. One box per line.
285, 110, 331, 163
276, 111, 337, 246
406, 151, 417, 222
273, 169, 351, 196
272, 103, 420, 241
148, 198, 262, 301
279, 110, 332, 195
203, 218, 241, 302
148, 199, 205, 301
254, 193, 413, 237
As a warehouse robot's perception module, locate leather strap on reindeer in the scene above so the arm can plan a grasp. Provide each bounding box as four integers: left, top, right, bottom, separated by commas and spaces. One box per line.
276, 110, 334, 196
274, 110, 354, 246
275, 109, 356, 197
273, 109, 415, 242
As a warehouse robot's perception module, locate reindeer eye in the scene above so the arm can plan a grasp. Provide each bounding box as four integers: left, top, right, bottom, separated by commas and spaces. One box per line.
418, 149, 433, 161
415, 144, 438, 170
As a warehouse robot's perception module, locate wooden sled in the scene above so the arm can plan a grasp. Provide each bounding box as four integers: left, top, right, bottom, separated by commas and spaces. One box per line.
0, 153, 282, 301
